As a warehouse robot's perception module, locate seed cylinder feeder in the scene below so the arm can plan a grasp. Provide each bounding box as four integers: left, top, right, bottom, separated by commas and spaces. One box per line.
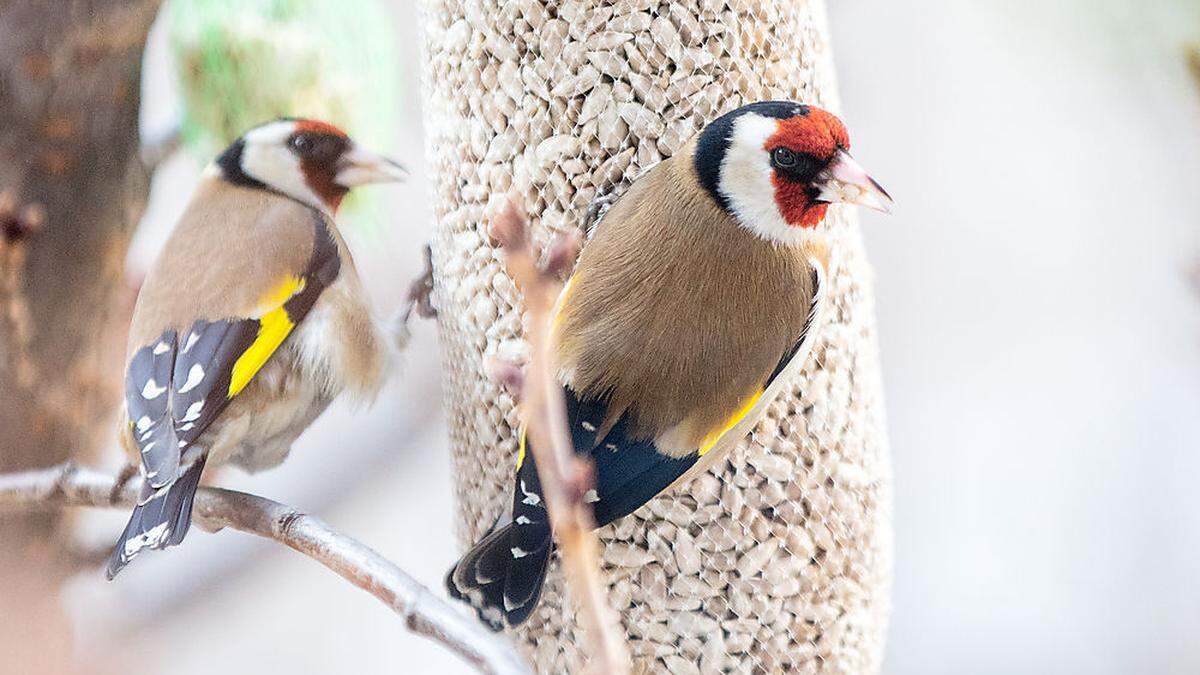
419, 0, 892, 671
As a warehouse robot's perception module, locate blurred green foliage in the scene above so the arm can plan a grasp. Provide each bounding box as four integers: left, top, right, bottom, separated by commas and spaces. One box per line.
168, 0, 401, 220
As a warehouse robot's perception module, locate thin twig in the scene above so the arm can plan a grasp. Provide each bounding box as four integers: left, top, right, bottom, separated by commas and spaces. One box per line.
0, 464, 531, 675
489, 200, 632, 675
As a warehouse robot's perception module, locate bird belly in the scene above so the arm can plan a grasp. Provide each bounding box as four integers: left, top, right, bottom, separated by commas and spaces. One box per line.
288, 272, 390, 404
202, 343, 335, 473
202, 275, 386, 472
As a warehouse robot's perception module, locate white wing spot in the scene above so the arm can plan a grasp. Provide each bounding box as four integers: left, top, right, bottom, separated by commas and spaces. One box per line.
515, 515, 532, 525
135, 416, 153, 432
181, 400, 204, 423
605, 443, 618, 451
584, 489, 599, 503
140, 441, 156, 455
519, 480, 542, 507
581, 421, 596, 432
181, 332, 200, 354
123, 522, 170, 557
152, 342, 170, 355
511, 547, 530, 559
177, 422, 195, 432
177, 363, 205, 393
141, 379, 166, 400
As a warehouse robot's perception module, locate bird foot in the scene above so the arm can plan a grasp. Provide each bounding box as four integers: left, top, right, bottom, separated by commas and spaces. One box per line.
581, 191, 617, 239
391, 243, 437, 350
405, 243, 437, 319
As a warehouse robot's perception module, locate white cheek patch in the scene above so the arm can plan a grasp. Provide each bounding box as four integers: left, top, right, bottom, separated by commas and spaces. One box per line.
239, 122, 329, 213
717, 114, 807, 246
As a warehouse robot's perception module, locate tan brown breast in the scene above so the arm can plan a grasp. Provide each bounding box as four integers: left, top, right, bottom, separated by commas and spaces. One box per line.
555, 143, 815, 443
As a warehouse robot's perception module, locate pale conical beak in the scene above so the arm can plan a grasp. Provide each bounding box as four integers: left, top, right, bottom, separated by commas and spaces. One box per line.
814, 149, 893, 214
335, 144, 408, 188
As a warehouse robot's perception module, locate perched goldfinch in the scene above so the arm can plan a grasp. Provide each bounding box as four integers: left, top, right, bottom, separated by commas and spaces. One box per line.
106, 119, 404, 578
447, 101, 892, 628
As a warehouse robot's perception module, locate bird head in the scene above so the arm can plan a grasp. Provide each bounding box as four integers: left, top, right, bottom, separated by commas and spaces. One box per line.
212, 118, 407, 213
695, 101, 892, 245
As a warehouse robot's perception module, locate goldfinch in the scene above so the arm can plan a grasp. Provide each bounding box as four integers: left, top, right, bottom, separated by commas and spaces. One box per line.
447, 101, 892, 628
106, 119, 404, 578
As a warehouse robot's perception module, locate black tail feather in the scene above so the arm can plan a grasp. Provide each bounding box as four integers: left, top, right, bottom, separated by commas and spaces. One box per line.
446, 519, 553, 630
105, 456, 207, 580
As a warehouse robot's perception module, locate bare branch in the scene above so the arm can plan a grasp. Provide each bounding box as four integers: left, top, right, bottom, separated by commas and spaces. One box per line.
490, 199, 632, 675
0, 464, 531, 675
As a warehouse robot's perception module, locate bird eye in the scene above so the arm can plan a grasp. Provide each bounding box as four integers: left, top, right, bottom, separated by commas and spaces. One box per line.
289, 132, 347, 165
290, 134, 315, 155
771, 147, 797, 168
771, 148, 824, 181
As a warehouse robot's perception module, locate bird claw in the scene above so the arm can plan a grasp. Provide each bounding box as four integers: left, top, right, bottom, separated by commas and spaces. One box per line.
404, 243, 437, 320
392, 244, 437, 350
581, 191, 617, 238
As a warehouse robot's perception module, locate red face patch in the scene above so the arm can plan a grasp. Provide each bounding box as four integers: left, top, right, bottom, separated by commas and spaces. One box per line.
305, 169, 347, 212
295, 119, 348, 139
773, 183, 828, 228
291, 120, 351, 210
765, 108, 849, 228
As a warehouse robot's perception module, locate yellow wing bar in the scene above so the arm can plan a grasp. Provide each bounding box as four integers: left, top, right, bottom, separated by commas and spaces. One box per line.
516, 427, 528, 469
228, 276, 306, 397
698, 390, 763, 456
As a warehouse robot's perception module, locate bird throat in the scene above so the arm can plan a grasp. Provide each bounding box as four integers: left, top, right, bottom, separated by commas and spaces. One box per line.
301, 163, 348, 212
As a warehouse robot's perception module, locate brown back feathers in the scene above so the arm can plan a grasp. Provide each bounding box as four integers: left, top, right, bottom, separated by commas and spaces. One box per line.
127, 178, 320, 355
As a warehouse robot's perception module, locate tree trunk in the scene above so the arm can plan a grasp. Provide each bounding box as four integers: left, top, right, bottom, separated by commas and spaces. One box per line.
421, 0, 892, 672
0, 1, 160, 671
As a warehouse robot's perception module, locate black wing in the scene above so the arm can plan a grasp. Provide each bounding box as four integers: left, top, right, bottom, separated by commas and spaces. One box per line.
515, 294, 818, 532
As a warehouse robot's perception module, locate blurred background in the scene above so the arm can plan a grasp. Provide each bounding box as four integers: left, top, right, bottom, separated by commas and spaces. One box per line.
1, 0, 1198, 673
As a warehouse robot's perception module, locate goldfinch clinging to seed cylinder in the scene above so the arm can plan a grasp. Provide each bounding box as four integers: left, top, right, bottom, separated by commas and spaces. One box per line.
446, 101, 892, 628
106, 119, 405, 579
